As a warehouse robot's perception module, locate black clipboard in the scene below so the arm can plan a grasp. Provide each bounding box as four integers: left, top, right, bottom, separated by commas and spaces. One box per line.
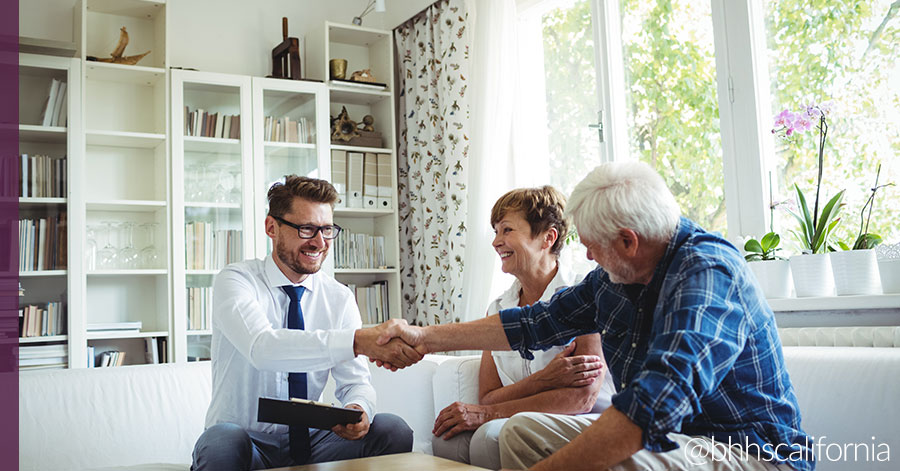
257, 397, 363, 430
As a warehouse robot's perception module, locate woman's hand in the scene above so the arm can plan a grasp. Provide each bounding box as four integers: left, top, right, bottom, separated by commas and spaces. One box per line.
533, 342, 604, 391
432, 401, 498, 440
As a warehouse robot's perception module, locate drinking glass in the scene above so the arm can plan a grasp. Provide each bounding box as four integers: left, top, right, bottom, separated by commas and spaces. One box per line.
140, 223, 160, 269
97, 222, 118, 269
212, 163, 229, 204
85, 225, 98, 270
228, 165, 242, 204
117, 222, 139, 269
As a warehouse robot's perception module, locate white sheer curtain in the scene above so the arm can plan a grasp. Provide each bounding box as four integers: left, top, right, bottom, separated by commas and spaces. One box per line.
459, 0, 547, 322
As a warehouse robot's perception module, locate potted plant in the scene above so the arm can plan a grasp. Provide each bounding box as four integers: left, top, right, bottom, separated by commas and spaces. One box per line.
772, 102, 844, 297
744, 231, 793, 298
831, 164, 893, 295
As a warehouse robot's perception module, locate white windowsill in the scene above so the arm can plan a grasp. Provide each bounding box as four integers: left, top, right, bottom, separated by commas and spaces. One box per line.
769, 294, 900, 312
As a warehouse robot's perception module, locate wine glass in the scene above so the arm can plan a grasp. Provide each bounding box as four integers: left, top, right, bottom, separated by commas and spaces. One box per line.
228, 165, 242, 204
97, 222, 118, 270
85, 225, 98, 270
212, 163, 229, 203
140, 223, 159, 269
117, 222, 139, 269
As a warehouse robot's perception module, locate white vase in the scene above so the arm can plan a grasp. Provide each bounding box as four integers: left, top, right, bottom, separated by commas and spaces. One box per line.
830, 249, 882, 295
748, 260, 793, 299
876, 243, 900, 294
790, 253, 835, 297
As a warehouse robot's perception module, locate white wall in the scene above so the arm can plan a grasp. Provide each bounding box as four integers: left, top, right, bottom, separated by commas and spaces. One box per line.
19, 0, 434, 77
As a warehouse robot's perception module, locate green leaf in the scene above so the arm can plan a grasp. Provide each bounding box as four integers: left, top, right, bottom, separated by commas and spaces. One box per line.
761, 232, 780, 252
745, 253, 763, 262
811, 190, 845, 254
837, 241, 851, 251
744, 239, 764, 254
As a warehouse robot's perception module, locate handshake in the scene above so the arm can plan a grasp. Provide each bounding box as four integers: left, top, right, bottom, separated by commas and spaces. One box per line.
353, 319, 428, 371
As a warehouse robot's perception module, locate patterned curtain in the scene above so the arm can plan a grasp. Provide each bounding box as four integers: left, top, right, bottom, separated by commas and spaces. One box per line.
395, 0, 470, 326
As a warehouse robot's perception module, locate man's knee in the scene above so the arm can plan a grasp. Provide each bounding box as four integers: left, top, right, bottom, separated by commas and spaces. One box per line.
192, 423, 253, 471
368, 413, 413, 454
499, 412, 546, 445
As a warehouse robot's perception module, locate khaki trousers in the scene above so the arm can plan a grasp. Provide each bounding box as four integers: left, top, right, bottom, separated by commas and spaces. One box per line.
498, 412, 795, 471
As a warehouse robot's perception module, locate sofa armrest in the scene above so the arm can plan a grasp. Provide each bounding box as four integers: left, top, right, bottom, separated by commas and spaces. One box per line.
432, 355, 482, 414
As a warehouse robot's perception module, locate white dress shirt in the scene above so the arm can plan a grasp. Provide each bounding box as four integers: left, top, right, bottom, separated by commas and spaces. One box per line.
205, 254, 375, 433
488, 263, 616, 413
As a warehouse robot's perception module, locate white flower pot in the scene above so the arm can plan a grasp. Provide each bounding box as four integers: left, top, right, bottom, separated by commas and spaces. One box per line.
877, 260, 900, 294
830, 249, 882, 296
790, 253, 835, 297
748, 260, 793, 299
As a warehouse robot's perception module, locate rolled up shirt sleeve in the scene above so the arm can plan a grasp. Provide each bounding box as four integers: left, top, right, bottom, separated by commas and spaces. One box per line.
612, 266, 750, 451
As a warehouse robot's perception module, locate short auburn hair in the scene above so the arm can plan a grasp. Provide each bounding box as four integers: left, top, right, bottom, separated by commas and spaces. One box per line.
490, 185, 569, 255
267, 175, 338, 218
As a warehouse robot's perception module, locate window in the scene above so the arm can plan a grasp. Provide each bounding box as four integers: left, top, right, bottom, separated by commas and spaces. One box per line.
765, 0, 900, 250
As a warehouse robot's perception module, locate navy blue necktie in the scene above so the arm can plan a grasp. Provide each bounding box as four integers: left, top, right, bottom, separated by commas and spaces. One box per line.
283, 285, 311, 464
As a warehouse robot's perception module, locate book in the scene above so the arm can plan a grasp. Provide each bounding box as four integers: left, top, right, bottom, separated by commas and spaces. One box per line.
347, 152, 364, 208
258, 397, 362, 430
331, 150, 347, 208
40, 79, 60, 127
51, 81, 67, 127
376, 153, 393, 210
363, 153, 378, 209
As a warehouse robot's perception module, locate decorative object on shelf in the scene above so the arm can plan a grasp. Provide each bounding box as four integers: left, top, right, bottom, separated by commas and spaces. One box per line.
86, 27, 150, 65
352, 0, 386, 26
331, 106, 359, 142
360, 115, 375, 132
329, 59, 347, 80
876, 243, 900, 294
349, 68, 378, 83
270, 17, 301, 81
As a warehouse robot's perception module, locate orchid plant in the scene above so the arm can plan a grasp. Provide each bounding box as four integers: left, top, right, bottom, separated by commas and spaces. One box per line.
772, 102, 845, 254
838, 163, 895, 251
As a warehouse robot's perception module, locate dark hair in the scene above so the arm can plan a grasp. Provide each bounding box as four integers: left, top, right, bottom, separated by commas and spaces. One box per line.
490, 185, 569, 255
267, 175, 338, 218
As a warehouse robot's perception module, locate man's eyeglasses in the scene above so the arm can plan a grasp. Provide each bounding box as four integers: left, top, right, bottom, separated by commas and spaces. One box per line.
274, 217, 342, 240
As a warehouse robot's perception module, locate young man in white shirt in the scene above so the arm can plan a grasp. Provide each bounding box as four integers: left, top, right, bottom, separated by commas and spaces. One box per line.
191, 175, 421, 470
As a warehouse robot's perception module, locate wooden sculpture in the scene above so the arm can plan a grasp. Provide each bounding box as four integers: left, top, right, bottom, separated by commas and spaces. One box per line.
349, 69, 378, 83
271, 17, 301, 80
87, 27, 151, 65
331, 107, 359, 142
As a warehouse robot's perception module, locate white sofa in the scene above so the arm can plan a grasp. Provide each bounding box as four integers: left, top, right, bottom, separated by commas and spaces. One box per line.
19, 348, 900, 470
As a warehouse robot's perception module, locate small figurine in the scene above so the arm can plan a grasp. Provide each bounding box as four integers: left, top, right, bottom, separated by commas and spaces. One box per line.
360, 115, 375, 132
349, 69, 378, 83
86, 27, 150, 65
331, 107, 359, 142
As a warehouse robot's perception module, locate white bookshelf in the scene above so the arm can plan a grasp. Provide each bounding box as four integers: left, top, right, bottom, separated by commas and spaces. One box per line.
72, 0, 172, 367
171, 69, 254, 363
308, 22, 402, 323
17, 52, 82, 369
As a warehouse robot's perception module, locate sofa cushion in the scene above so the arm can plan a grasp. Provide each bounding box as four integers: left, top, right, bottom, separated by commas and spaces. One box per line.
19, 362, 211, 471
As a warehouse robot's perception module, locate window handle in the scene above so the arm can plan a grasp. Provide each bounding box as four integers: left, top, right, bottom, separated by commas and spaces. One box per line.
588, 111, 604, 143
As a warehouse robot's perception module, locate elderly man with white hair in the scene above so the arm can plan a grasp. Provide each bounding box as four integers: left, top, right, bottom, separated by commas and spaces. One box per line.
373, 160, 811, 471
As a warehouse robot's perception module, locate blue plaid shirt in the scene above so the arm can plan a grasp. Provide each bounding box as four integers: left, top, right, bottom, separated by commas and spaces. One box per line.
499, 217, 813, 470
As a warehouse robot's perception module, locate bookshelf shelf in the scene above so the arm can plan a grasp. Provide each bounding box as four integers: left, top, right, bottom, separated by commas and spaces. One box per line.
184, 136, 241, 153
86, 0, 166, 20
334, 207, 394, 218
20, 335, 68, 344
84, 62, 166, 86
86, 330, 169, 340
86, 200, 167, 211
86, 130, 166, 148
19, 125, 67, 143
334, 268, 398, 275
19, 197, 67, 206
187, 330, 212, 336
328, 87, 391, 106
264, 141, 316, 150
186, 269, 219, 275
19, 270, 68, 277
330, 144, 393, 154
185, 202, 241, 210
87, 269, 168, 276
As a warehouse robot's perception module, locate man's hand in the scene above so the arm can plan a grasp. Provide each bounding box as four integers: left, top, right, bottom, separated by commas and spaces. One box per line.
371, 319, 428, 370
532, 341, 604, 391
354, 323, 422, 371
331, 404, 369, 440
432, 401, 499, 440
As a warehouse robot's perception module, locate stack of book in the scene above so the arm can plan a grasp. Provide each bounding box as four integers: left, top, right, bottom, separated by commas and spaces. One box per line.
330, 151, 393, 209
184, 107, 241, 139
345, 281, 389, 325
18, 214, 67, 271
19, 154, 67, 198
19, 343, 67, 370
334, 231, 386, 269
19, 302, 65, 337
86, 321, 142, 335
92, 350, 126, 367
143, 337, 166, 364
263, 115, 314, 144
185, 222, 242, 270
186, 286, 213, 330
39, 78, 67, 127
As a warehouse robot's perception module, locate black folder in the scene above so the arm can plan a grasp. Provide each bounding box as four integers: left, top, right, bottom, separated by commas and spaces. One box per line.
257, 397, 363, 430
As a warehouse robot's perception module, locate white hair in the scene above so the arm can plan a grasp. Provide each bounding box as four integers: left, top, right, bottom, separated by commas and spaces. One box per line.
567, 161, 681, 245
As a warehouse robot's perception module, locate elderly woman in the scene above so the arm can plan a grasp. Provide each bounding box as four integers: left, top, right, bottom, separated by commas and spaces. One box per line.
431, 186, 616, 469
